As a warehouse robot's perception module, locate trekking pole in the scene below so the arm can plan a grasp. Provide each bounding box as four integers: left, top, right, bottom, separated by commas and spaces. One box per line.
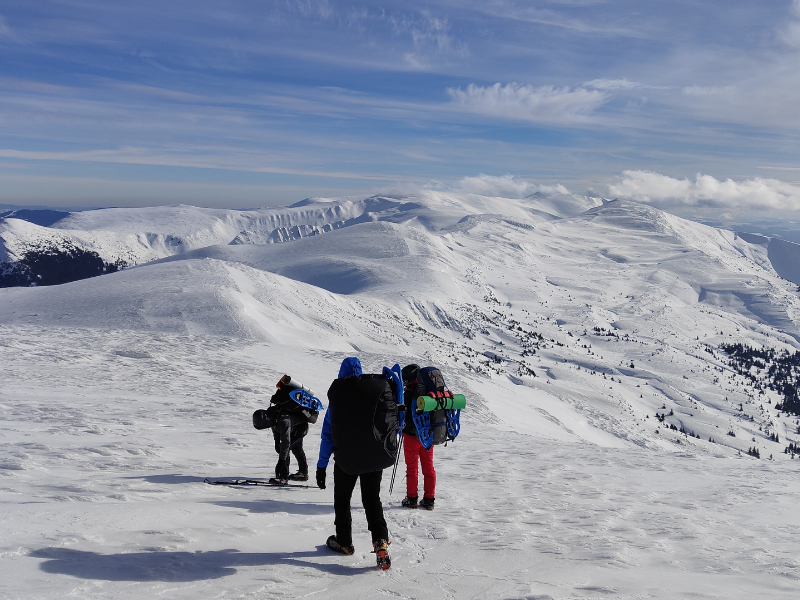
389, 434, 404, 495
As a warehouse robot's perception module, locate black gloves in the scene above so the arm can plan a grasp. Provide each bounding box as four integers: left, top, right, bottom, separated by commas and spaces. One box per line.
316, 467, 326, 489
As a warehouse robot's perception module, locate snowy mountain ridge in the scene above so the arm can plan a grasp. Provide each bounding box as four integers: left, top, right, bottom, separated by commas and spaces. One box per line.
4, 192, 800, 451
3, 191, 800, 598
0, 192, 602, 265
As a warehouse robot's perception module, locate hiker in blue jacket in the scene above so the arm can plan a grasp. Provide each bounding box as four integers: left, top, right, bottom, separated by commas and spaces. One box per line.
316, 356, 393, 568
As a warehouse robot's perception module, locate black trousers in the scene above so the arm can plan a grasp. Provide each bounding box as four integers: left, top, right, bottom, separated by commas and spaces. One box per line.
333, 463, 388, 546
273, 414, 308, 479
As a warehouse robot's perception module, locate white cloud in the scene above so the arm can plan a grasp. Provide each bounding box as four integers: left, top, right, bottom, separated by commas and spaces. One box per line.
0, 13, 14, 39
780, 0, 800, 48
682, 85, 736, 96
411, 10, 454, 52
585, 79, 640, 91
447, 82, 610, 124
609, 171, 800, 211
0, 147, 402, 182
391, 9, 468, 68
457, 174, 569, 198
292, 0, 334, 21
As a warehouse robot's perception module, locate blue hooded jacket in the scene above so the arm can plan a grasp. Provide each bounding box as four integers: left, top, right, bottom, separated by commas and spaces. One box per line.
317, 357, 362, 469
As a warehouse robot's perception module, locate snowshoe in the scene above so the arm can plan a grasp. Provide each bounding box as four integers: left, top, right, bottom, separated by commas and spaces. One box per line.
419, 497, 435, 511
268, 477, 288, 485
401, 496, 418, 508
372, 539, 391, 570
326, 535, 354, 556
288, 472, 308, 482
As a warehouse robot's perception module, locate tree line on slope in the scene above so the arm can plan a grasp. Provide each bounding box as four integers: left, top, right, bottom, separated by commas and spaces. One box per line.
0, 241, 126, 288
720, 343, 800, 416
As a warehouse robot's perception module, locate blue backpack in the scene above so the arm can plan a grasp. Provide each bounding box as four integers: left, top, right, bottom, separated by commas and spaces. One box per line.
411, 367, 461, 449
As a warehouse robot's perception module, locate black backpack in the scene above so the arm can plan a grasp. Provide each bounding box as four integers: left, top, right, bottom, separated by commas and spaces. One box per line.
327, 374, 400, 475
252, 404, 280, 430
414, 367, 451, 447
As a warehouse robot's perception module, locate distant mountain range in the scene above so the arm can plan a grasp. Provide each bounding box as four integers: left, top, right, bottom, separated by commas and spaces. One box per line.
2, 190, 800, 458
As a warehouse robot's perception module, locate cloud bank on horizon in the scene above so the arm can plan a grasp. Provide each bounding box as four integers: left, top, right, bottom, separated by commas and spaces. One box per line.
456, 174, 570, 198
449, 172, 800, 224
610, 172, 800, 212
0, 1, 799, 214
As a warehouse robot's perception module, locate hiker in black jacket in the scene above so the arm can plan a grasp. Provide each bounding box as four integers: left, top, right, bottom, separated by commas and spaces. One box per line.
317, 357, 396, 569
269, 374, 317, 484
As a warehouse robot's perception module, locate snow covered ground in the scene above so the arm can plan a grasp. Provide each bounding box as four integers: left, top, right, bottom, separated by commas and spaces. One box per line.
2, 192, 800, 598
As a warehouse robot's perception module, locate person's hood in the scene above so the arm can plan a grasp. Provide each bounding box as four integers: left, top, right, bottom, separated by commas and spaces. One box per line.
338, 357, 362, 378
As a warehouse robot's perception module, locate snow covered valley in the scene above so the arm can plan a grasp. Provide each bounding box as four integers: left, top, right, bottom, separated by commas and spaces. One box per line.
2, 192, 800, 599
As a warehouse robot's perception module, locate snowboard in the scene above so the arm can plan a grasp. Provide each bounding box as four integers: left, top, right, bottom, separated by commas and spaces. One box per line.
204, 478, 313, 489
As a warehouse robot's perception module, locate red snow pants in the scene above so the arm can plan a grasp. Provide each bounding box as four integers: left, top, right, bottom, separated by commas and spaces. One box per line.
403, 433, 436, 499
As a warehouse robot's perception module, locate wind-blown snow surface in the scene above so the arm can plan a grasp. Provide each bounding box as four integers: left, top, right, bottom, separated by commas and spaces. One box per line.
2, 192, 800, 598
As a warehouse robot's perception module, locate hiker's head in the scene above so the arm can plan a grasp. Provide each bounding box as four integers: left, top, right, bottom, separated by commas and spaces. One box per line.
338, 357, 362, 378
401, 364, 420, 383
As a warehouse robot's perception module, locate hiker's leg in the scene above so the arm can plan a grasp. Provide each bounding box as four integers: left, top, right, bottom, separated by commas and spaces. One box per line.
289, 419, 308, 474
359, 470, 388, 543
275, 416, 292, 479
333, 463, 358, 546
290, 438, 308, 475
419, 443, 436, 499
403, 433, 420, 498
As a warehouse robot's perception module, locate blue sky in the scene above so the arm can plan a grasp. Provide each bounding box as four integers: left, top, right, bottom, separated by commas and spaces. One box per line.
2, 1, 800, 214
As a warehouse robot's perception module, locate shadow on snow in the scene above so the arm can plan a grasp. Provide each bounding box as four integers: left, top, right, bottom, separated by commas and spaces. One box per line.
124, 474, 333, 516
29, 546, 375, 581
210, 499, 332, 516
125, 474, 206, 485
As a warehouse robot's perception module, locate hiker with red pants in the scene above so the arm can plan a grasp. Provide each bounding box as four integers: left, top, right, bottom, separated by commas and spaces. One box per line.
400, 364, 436, 510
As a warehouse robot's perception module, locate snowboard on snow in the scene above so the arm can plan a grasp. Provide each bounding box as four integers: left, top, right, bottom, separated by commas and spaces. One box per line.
204, 478, 313, 489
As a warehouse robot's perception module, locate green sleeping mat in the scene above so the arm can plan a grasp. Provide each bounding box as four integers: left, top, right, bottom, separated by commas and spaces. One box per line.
416, 394, 466, 412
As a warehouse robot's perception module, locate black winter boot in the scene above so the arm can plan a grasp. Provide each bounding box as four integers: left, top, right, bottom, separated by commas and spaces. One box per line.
326, 535, 354, 555
401, 496, 418, 508
419, 497, 435, 510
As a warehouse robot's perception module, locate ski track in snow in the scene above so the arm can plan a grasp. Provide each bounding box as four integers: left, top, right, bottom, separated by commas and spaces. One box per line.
3, 194, 800, 598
